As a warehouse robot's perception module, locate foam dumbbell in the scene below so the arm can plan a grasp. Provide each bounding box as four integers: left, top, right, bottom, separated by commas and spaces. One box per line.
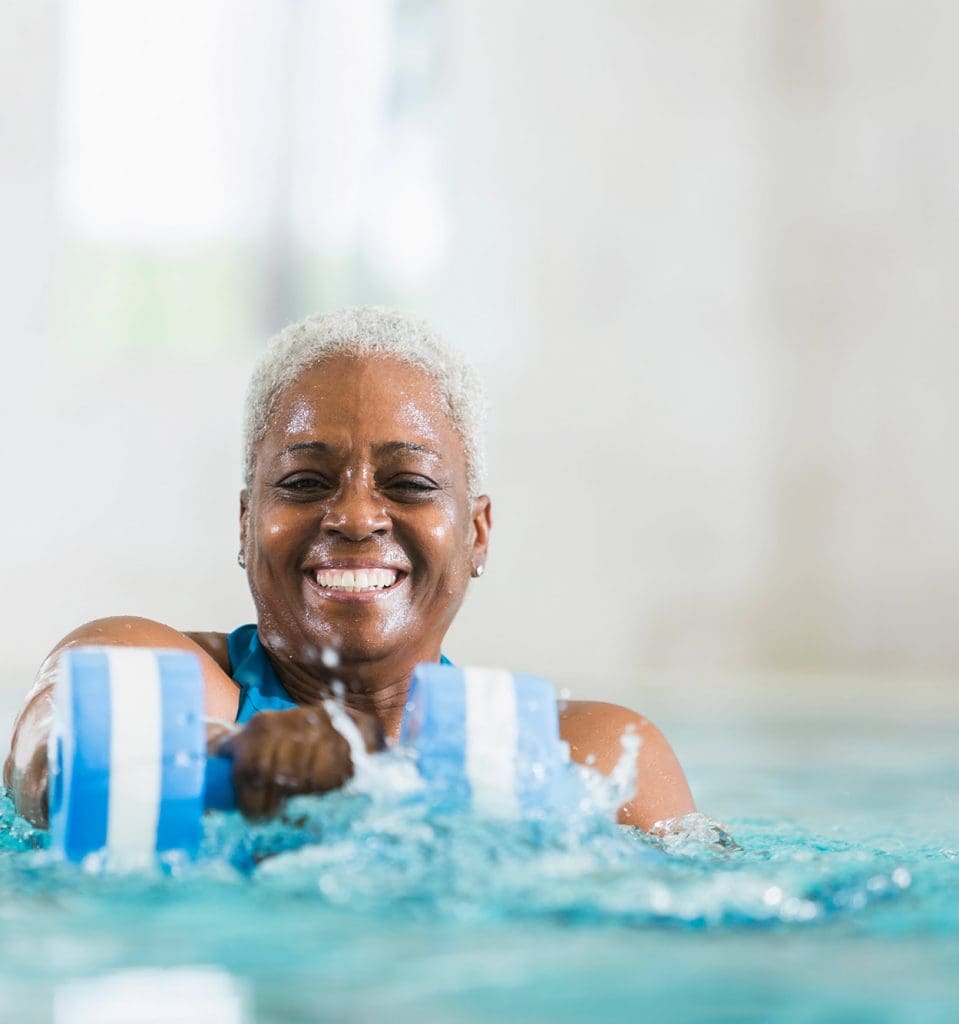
400, 663, 564, 817
48, 647, 235, 862
48, 648, 565, 862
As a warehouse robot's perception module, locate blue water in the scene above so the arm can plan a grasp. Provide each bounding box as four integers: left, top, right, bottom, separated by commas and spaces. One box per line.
2, 690, 958, 1022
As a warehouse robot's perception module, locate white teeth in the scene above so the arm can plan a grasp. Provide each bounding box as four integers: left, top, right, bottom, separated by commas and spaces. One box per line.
314, 568, 398, 592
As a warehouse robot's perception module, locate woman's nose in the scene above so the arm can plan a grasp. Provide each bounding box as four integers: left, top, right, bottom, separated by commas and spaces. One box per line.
321, 481, 391, 540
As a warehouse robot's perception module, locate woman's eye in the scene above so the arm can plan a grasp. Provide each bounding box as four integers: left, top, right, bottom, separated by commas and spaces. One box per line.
277, 476, 330, 493
385, 477, 437, 497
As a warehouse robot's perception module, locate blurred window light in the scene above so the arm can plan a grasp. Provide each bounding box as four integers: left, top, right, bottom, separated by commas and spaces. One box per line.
57, 0, 451, 356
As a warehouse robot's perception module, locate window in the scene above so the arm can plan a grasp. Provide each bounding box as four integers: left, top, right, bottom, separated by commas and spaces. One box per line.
57, 0, 451, 357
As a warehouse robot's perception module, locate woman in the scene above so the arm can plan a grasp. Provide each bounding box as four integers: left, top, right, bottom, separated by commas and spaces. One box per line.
4, 308, 695, 829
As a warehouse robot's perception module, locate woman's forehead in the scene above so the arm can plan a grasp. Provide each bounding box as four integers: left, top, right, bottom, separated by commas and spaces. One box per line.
263, 355, 460, 455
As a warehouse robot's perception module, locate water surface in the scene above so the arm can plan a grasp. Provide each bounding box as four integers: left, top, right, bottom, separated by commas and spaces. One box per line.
1, 680, 957, 1022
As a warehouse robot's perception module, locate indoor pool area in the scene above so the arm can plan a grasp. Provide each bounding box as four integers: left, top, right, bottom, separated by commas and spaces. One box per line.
4, 2, 959, 1022
1, 673, 956, 1023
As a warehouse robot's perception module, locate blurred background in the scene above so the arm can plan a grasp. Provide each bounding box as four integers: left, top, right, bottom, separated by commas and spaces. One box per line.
2, 0, 957, 727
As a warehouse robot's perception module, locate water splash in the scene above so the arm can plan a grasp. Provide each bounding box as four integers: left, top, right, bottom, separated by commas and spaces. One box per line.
648, 812, 743, 855
0, 779, 938, 937
322, 698, 423, 798
559, 723, 642, 823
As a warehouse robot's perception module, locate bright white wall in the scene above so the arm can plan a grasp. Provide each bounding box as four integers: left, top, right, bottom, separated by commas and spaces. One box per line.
446, 0, 959, 686
2, 1, 957, 713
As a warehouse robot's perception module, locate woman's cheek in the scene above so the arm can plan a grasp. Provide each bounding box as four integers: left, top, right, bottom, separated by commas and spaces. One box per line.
256, 504, 302, 553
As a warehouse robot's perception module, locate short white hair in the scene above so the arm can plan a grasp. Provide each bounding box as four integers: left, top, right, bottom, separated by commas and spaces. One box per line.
242, 307, 487, 495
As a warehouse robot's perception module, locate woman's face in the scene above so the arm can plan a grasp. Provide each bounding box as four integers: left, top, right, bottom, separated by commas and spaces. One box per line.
241, 355, 491, 675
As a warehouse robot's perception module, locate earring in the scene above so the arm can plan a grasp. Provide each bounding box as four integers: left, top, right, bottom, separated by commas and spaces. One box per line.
472, 564, 484, 578
237, 550, 246, 569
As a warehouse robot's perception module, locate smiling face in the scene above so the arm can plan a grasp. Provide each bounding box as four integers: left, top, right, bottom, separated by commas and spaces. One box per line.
240, 354, 491, 682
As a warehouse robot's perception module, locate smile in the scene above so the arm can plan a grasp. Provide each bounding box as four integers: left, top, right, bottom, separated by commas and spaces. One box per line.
304, 564, 408, 603
314, 568, 398, 592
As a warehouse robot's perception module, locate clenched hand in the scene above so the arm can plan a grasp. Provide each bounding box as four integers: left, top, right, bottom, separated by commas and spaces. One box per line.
215, 704, 384, 819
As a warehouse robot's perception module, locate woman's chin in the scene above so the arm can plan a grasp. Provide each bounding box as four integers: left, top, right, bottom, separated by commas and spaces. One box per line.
290, 613, 415, 668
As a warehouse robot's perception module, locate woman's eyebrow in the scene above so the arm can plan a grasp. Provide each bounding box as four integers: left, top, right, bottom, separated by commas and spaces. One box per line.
373, 441, 439, 458
281, 440, 439, 459
282, 441, 334, 456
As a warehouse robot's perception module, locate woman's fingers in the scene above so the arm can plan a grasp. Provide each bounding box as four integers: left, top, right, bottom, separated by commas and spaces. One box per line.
307, 728, 352, 793
231, 725, 282, 819
224, 704, 373, 820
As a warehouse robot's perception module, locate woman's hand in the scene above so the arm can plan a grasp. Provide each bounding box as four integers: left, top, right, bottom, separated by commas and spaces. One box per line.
215, 704, 384, 820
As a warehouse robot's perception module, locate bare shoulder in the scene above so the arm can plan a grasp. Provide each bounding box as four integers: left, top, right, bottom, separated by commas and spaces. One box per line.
54, 617, 239, 720
5, 617, 241, 826
182, 630, 231, 674
559, 699, 696, 830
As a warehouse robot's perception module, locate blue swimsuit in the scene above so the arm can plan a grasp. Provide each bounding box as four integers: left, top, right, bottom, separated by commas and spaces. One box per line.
226, 624, 451, 724
228, 624, 299, 724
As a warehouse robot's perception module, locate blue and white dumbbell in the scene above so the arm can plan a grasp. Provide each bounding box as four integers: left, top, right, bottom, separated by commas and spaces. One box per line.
400, 663, 563, 817
48, 647, 564, 862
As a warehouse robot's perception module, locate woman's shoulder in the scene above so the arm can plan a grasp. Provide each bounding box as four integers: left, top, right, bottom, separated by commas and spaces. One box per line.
559, 699, 696, 828
182, 629, 231, 674
54, 616, 240, 718
558, 699, 660, 770
61, 617, 234, 678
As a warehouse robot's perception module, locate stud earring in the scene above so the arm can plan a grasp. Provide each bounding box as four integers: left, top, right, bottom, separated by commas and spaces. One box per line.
472, 564, 484, 578
237, 550, 246, 569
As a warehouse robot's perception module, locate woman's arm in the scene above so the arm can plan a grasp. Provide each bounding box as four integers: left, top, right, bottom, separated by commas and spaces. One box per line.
3, 616, 241, 827
5, 617, 383, 828
559, 701, 695, 830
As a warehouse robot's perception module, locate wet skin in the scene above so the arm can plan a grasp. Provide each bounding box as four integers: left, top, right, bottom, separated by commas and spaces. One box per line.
4, 354, 694, 827
5, 356, 492, 822
240, 354, 491, 729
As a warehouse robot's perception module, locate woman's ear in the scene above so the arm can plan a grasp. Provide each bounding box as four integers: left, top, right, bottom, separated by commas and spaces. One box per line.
239, 489, 249, 554
469, 495, 492, 574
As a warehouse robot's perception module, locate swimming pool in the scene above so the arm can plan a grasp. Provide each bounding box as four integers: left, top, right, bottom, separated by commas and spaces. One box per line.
1, 674, 957, 1023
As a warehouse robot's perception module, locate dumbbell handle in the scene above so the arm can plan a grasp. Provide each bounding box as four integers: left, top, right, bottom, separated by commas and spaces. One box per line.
203, 755, 237, 811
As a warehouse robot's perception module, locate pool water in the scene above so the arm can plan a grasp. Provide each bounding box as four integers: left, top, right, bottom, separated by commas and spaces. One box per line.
1, 679, 957, 1023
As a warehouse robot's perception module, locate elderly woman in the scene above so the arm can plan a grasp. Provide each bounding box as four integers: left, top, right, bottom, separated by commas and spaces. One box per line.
5, 308, 694, 830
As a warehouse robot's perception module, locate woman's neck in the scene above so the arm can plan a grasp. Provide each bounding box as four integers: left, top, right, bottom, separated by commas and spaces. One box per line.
265, 646, 436, 741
